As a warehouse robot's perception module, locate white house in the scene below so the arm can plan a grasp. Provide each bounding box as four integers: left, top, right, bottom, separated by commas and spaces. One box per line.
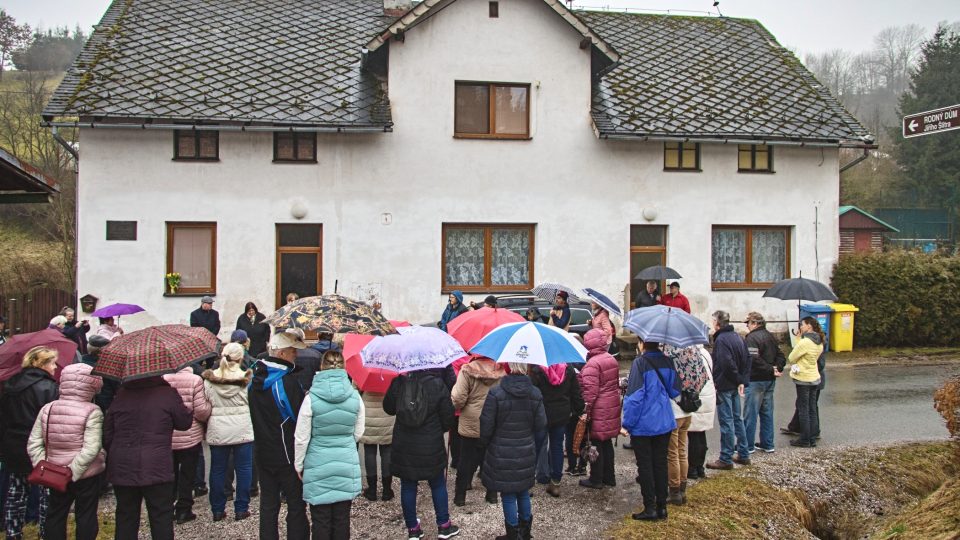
44, 0, 874, 339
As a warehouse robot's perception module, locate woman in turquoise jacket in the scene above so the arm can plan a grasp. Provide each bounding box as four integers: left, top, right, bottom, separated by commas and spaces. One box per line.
294, 351, 365, 539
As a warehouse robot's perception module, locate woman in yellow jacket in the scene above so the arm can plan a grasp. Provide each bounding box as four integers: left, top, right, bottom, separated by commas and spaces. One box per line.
786, 317, 824, 448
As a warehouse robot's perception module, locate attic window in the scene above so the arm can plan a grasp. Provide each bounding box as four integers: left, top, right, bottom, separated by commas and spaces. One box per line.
664, 142, 700, 171
738, 144, 773, 173
174, 130, 219, 161
454, 82, 529, 139
489, 2, 499, 17
273, 132, 317, 163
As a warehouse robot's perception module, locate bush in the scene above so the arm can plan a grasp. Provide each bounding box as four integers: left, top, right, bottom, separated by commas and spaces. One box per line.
831, 251, 960, 346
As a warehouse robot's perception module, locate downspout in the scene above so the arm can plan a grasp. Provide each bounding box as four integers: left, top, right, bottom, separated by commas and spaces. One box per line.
51, 126, 79, 162
50, 125, 80, 299
839, 148, 870, 173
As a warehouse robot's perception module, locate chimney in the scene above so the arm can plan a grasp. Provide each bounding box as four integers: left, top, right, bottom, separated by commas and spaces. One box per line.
384, 0, 415, 17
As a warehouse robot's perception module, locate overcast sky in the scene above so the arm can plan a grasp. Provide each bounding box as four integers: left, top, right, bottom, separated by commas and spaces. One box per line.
3, 0, 958, 56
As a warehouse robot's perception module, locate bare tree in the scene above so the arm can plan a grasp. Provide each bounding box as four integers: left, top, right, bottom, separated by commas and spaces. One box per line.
0, 10, 30, 81
873, 24, 926, 97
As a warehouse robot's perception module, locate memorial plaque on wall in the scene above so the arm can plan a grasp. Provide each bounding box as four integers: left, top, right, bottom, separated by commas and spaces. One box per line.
106, 220, 137, 241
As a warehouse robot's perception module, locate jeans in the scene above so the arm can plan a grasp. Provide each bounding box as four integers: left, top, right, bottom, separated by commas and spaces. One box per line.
546, 424, 566, 482
788, 386, 822, 438
173, 444, 201, 514
209, 443, 253, 515
667, 416, 691, 488
114, 483, 174, 540
310, 500, 351, 540
45, 474, 101, 540
716, 390, 749, 463
500, 491, 531, 527
743, 380, 777, 451
794, 384, 820, 444
535, 431, 549, 483
258, 464, 309, 540
400, 471, 449, 530
631, 433, 670, 508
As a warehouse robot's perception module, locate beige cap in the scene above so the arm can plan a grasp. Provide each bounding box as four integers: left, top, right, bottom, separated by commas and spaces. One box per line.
268, 328, 307, 350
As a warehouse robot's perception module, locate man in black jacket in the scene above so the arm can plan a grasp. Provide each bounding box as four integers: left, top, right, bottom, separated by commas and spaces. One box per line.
706, 310, 751, 470
743, 312, 786, 454
189, 297, 220, 338
634, 280, 660, 308
248, 330, 309, 540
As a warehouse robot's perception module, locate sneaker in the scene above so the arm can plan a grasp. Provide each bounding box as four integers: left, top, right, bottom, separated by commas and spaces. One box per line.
578, 479, 603, 489
408, 520, 424, 540
438, 522, 461, 539
747, 447, 757, 454
193, 486, 208, 497
705, 460, 733, 470
573, 466, 587, 476
235, 511, 251, 521
732, 456, 752, 466
756, 444, 775, 453
789, 439, 816, 448
780, 427, 799, 436
212, 512, 227, 522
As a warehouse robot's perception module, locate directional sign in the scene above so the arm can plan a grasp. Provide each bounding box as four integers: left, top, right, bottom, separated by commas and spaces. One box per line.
902, 104, 960, 138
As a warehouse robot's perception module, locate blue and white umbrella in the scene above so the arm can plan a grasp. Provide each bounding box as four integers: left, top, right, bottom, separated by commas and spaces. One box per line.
623, 305, 709, 348
469, 322, 587, 367
582, 287, 622, 318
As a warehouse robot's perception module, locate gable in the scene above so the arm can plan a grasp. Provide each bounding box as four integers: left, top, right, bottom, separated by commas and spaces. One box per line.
839, 206, 899, 232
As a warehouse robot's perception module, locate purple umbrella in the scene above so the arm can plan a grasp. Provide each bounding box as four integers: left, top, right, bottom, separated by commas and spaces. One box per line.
361, 325, 465, 373
90, 303, 145, 318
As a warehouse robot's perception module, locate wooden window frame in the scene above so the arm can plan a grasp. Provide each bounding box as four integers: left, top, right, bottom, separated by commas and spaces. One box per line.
663, 141, 701, 171
441, 223, 535, 293
273, 131, 318, 163
711, 225, 791, 290
275, 224, 323, 309
454, 82, 531, 140
165, 222, 217, 295
737, 144, 774, 173
629, 225, 668, 308
173, 130, 219, 161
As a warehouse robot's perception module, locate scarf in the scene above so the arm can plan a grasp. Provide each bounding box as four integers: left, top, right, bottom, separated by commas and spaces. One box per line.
261, 360, 295, 422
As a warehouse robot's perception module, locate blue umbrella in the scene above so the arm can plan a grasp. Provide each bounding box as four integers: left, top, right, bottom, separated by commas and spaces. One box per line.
470, 322, 587, 367
623, 305, 709, 348
582, 288, 622, 318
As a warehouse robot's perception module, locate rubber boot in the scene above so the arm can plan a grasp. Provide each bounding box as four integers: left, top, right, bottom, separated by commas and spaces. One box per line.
631, 502, 658, 521
679, 481, 687, 505
381, 476, 395, 501
545, 480, 560, 498
363, 476, 377, 501
519, 515, 533, 540
494, 523, 519, 540
485, 489, 498, 504
666, 486, 683, 505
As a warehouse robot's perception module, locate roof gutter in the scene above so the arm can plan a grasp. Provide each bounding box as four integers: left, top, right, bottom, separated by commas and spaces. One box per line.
595, 132, 878, 149
839, 148, 871, 173
42, 121, 393, 133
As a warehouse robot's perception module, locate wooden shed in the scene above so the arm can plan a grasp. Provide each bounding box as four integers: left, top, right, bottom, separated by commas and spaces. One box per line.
839, 205, 899, 255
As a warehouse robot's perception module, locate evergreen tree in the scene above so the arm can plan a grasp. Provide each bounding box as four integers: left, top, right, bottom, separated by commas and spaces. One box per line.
891, 26, 960, 217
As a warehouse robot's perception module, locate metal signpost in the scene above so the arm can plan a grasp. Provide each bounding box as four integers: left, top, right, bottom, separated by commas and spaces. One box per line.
902, 104, 960, 138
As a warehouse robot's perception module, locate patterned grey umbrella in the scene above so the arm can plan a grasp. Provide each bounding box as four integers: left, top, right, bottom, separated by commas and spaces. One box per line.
531, 283, 581, 303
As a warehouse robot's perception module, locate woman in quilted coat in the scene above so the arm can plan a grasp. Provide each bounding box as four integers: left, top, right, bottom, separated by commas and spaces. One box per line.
359, 390, 396, 502
202, 343, 254, 522
577, 329, 622, 490
27, 362, 103, 540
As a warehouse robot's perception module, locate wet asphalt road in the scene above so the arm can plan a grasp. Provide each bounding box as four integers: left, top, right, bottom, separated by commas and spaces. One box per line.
705, 363, 958, 453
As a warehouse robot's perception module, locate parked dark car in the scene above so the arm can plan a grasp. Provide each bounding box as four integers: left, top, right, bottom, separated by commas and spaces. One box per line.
494, 295, 620, 358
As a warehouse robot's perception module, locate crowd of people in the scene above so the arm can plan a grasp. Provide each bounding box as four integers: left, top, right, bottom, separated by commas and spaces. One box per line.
0, 291, 827, 540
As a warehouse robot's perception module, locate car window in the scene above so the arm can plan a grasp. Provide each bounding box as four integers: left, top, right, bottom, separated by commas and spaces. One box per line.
570, 308, 592, 326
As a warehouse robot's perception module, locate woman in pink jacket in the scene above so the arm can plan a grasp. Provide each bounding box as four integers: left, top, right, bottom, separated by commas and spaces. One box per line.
577, 329, 622, 489
27, 363, 105, 540
163, 366, 213, 524
588, 303, 614, 346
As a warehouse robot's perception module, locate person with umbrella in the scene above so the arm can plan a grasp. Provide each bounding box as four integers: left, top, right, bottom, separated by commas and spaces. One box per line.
248, 329, 310, 540
438, 291, 469, 333
549, 292, 572, 330
162, 359, 212, 525
293, 350, 364, 539
784, 317, 825, 448
634, 280, 661, 308
235, 302, 270, 358
1, 346, 59, 539
658, 282, 691, 313
103, 374, 192, 539
26, 363, 105, 540
96, 317, 124, 341
530, 353, 583, 495
705, 310, 751, 471
382, 357, 460, 539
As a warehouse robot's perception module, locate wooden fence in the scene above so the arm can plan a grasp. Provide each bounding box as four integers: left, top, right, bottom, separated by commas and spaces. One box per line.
1, 287, 76, 335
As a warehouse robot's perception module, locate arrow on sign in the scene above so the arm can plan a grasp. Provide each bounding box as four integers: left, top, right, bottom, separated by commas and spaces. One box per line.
908, 119, 919, 132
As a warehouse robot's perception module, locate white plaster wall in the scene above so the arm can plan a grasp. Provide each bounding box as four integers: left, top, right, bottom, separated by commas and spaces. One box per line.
76, 0, 840, 338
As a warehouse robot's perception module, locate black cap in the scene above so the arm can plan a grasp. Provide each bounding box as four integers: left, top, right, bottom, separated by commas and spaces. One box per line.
669, 281, 681, 288
483, 295, 498, 307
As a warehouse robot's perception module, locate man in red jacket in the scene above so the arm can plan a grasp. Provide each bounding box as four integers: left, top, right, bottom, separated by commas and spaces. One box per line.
659, 282, 691, 313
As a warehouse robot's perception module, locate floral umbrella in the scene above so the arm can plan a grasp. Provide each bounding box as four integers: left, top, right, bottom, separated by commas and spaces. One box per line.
264, 294, 397, 335
343, 320, 410, 392
94, 324, 219, 382
361, 325, 465, 373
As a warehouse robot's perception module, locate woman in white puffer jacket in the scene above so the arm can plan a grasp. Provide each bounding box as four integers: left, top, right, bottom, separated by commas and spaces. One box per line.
27, 362, 106, 540
686, 346, 716, 480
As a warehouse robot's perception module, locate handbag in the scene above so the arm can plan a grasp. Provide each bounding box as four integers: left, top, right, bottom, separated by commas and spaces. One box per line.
27, 405, 72, 493
646, 355, 702, 413
572, 416, 588, 456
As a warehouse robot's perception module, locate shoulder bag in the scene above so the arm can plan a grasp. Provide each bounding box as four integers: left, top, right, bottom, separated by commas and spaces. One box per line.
27, 405, 72, 493
646, 355, 701, 413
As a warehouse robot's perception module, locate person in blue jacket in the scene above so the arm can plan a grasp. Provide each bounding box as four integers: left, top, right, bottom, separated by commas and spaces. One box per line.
705, 310, 751, 471
622, 340, 680, 522
438, 291, 469, 333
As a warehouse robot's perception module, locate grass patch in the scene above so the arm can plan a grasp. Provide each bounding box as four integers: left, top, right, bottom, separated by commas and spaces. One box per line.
830, 347, 960, 366
0, 222, 68, 291
871, 478, 960, 539
7, 513, 116, 539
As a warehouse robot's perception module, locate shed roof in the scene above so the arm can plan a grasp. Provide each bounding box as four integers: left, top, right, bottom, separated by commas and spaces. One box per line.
0, 147, 60, 204
839, 205, 899, 232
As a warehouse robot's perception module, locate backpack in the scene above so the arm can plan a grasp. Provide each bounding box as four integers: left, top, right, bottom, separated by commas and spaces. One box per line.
396, 375, 429, 427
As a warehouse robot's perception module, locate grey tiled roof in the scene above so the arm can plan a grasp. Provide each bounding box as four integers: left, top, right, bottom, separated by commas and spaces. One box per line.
44, 0, 394, 128
578, 11, 874, 145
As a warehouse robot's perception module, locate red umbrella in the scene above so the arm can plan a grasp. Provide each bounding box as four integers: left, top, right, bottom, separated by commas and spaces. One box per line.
0, 329, 78, 382
446, 307, 525, 350
343, 320, 409, 393
95, 324, 219, 382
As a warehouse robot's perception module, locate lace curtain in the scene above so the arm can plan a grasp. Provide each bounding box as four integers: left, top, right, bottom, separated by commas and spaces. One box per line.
752, 230, 786, 282
712, 229, 746, 283
491, 228, 529, 285
445, 229, 484, 286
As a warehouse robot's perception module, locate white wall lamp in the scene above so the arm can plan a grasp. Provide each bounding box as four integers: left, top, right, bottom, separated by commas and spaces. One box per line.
642, 207, 658, 221
291, 199, 308, 220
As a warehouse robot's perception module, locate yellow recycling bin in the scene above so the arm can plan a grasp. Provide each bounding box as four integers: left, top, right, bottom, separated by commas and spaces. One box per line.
827, 303, 859, 352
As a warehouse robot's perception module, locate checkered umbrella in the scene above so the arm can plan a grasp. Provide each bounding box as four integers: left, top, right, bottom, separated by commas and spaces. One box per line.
264, 294, 397, 335
94, 324, 219, 382
530, 283, 581, 303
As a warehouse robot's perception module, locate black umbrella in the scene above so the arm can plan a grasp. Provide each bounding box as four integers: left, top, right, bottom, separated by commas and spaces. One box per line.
634, 265, 682, 280
762, 276, 838, 303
